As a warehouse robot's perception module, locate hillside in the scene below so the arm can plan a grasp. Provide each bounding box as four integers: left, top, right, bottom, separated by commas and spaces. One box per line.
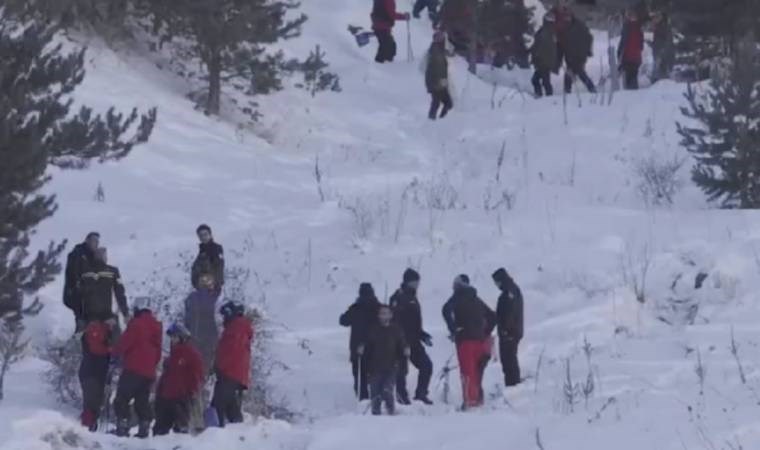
3, 1, 760, 449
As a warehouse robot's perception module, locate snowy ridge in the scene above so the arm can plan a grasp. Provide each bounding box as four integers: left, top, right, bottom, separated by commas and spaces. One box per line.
4, 0, 760, 449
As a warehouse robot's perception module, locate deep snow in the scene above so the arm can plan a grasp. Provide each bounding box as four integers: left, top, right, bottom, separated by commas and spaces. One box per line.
4, 0, 760, 449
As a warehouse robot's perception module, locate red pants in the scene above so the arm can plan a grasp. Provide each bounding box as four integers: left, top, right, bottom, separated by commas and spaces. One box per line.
456, 339, 491, 408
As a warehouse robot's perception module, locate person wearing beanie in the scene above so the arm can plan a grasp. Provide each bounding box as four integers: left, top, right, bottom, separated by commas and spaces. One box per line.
191, 224, 225, 296
492, 268, 524, 387
390, 269, 434, 405
442, 275, 496, 409
340, 283, 381, 400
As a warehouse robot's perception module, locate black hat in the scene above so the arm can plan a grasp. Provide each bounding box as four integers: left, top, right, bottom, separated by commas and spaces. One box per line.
359, 282, 375, 297
403, 268, 421, 284
453, 274, 470, 288
492, 268, 509, 284
85, 232, 100, 240
196, 224, 212, 234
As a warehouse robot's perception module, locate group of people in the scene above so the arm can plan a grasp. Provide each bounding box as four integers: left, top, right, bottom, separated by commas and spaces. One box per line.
65, 225, 253, 438
340, 267, 524, 415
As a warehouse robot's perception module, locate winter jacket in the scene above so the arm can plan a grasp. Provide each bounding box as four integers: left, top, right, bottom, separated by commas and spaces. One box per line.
531, 24, 559, 73
561, 18, 593, 71
426, 42, 449, 93
494, 277, 524, 341
157, 342, 204, 400
618, 20, 644, 64
79, 320, 113, 379
442, 287, 496, 342
365, 323, 408, 374
215, 316, 253, 388
113, 311, 162, 379
340, 294, 381, 355
372, 0, 406, 31
79, 261, 129, 322
551, 6, 573, 35
652, 16, 674, 59
63, 243, 96, 318
389, 286, 430, 344
191, 241, 225, 291
184, 288, 219, 373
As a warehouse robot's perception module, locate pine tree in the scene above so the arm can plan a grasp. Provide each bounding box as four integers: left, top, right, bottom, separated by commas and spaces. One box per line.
0, 22, 156, 399
295, 45, 342, 97
5, 0, 131, 31
677, 32, 760, 208
139, 0, 307, 115
474, 0, 533, 69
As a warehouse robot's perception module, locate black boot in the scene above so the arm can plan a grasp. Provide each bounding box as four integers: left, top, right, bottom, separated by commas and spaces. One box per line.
136, 421, 151, 439
414, 394, 433, 405
397, 393, 411, 405
115, 419, 130, 437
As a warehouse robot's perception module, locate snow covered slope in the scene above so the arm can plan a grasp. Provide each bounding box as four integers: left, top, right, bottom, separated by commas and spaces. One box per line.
5, 0, 760, 449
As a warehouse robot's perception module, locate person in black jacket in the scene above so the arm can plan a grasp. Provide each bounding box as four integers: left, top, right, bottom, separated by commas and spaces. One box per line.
442, 275, 496, 409
340, 283, 381, 400
191, 224, 225, 296
389, 268, 433, 405
79, 248, 129, 326
63, 232, 100, 331
492, 268, 524, 387
559, 15, 596, 94
358, 305, 409, 415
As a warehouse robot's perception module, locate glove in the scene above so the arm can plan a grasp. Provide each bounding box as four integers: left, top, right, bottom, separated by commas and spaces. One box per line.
109, 356, 121, 369
422, 334, 433, 347
448, 334, 456, 342
439, 79, 448, 89
403, 347, 411, 358
402, 12, 411, 20
356, 345, 365, 356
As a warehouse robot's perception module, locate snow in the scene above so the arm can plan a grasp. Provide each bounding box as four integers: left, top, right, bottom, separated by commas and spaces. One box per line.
5, 0, 760, 449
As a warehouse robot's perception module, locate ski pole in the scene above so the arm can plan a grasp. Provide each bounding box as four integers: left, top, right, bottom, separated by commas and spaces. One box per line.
406, 20, 414, 62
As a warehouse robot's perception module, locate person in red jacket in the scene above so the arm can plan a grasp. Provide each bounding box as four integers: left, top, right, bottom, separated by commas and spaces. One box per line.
153, 323, 204, 436
79, 317, 116, 431
212, 301, 253, 426
618, 9, 645, 90
112, 298, 163, 438
371, 0, 411, 63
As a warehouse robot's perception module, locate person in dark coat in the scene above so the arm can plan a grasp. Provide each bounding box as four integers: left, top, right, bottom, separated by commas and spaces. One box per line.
153, 323, 205, 436
184, 273, 219, 375
531, 13, 560, 97
618, 9, 645, 90
413, 0, 440, 25
425, 31, 453, 120
439, 0, 475, 54
442, 275, 496, 409
191, 224, 224, 296
651, 11, 674, 82
79, 317, 116, 431
113, 298, 163, 438
560, 15, 596, 94
63, 232, 99, 331
492, 268, 524, 387
212, 301, 253, 427
339, 283, 381, 401
372, 0, 410, 63
358, 305, 409, 415
79, 247, 129, 326
390, 269, 433, 405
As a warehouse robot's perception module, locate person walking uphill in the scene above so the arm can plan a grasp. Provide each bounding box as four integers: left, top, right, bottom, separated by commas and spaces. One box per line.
618, 9, 644, 90
153, 323, 204, 436
426, 31, 453, 120
442, 275, 496, 410
113, 298, 162, 438
560, 15, 595, 94
492, 268, 524, 387
340, 283, 381, 401
371, 0, 411, 63
358, 305, 409, 415
212, 301, 253, 427
79, 317, 116, 431
530, 13, 560, 98
390, 269, 434, 405
191, 224, 224, 296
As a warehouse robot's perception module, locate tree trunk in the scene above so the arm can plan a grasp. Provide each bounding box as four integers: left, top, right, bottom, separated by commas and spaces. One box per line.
206, 50, 222, 115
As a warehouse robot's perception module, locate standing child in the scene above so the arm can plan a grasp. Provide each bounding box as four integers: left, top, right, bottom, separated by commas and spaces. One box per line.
425, 31, 453, 120
359, 305, 409, 415
79, 317, 116, 431
153, 323, 204, 436
212, 301, 253, 426
113, 298, 162, 438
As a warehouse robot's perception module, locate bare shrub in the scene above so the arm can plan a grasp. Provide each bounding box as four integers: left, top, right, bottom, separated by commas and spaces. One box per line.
339, 197, 375, 240
42, 335, 84, 408
633, 154, 686, 206
0, 315, 30, 401
620, 243, 651, 304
